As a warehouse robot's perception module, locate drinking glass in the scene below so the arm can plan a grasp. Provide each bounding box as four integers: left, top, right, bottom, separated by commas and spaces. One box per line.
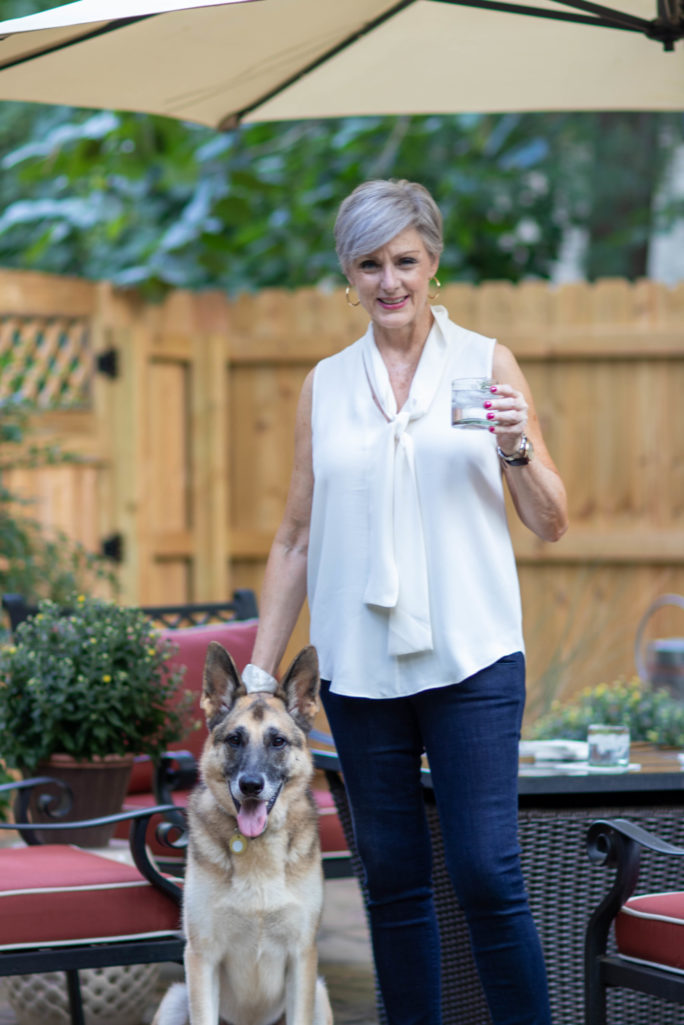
587, 724, 630, 770
451, 377, 495, 429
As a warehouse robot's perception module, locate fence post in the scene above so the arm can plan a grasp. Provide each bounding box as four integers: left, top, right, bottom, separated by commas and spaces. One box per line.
191, 331, 230, 600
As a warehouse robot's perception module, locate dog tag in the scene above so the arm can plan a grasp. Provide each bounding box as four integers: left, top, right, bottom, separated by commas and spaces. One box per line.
230, 832, 247, 854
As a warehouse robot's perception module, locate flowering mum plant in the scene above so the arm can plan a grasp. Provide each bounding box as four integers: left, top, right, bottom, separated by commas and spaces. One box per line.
0, 595, 191, 772
529, 676, 684, 748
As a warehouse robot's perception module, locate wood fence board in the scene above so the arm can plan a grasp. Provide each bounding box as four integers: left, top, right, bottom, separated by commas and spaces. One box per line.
148, 360, 189, 536
0, 270, 96, 318
191, 335, 230, 600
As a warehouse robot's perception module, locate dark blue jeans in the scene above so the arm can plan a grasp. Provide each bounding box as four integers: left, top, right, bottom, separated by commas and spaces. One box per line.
321, 653, 551, 1025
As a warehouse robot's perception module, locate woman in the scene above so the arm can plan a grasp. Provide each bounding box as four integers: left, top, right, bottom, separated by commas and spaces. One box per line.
244, 179, 568, 1025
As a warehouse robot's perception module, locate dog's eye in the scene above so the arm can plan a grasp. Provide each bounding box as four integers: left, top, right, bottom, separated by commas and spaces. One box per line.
226, 732, 242, 748
271, 734, 287, 749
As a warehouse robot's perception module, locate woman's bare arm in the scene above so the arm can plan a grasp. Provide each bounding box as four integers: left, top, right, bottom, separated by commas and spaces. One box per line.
249, 370, 315, 675
490, 344, 568, 543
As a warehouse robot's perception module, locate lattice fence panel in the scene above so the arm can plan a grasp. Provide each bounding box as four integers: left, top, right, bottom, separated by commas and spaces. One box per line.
0, 316, 92, 408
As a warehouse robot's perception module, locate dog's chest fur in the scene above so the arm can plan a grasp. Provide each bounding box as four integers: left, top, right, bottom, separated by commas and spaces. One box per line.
184, 816, 324, 1025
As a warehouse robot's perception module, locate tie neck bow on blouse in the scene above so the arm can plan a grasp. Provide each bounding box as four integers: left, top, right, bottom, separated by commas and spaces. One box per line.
361, 307, 450, 656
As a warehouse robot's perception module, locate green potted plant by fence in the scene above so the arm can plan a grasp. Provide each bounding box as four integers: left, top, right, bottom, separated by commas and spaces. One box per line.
0, 594, 191, 844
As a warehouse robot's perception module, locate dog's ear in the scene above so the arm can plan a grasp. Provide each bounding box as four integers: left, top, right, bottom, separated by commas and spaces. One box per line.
278, 646, 320, 732
201, 641, 245, 723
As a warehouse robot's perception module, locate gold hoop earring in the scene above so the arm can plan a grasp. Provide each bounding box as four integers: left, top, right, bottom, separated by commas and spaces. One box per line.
345, 285, 361, 308
428, 277, 441, 301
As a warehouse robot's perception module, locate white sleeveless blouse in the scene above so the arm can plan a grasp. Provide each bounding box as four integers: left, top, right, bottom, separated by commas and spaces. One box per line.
308, 306, 524, 698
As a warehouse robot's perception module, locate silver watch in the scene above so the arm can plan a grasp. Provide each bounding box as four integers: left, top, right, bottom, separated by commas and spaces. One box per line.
497, 434, 534, 466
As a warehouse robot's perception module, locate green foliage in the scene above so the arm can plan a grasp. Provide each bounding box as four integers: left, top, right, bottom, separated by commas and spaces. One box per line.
0, 595, 193, 770
529, 677, 684, 748
0, 396, 117, 614
0, 100, 681, 295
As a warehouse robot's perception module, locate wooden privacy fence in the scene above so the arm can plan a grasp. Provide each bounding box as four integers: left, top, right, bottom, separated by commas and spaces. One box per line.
1, 269, 683, 723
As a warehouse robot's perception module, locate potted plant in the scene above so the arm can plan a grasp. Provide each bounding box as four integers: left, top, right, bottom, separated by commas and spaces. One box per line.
528, 676, 684, 748
0, 594, 191, 843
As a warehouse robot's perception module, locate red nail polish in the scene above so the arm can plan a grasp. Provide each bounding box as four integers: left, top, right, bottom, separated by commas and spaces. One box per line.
489, 426, 496, 433
490, 386, 498, 393
486, 412, 495, 420
483, 400, 492, 409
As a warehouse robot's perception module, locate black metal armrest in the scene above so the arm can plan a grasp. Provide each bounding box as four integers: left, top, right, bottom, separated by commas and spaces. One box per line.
588, 817, 684, 866
586, 818, 652, 951
0, 777, 186, 904
154, 750, 198, 805
8, 775, 73, 839
585, 816, 684, 997
585, 817, 684, 1022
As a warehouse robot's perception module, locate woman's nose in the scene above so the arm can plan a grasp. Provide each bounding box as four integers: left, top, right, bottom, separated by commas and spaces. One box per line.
380, 264, 398, 290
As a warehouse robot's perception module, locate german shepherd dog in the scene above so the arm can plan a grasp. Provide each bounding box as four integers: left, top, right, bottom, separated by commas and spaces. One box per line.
153, 641, 333, 1025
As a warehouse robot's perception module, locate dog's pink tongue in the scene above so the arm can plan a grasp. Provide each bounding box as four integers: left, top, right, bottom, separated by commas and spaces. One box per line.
237, 800, 268, 838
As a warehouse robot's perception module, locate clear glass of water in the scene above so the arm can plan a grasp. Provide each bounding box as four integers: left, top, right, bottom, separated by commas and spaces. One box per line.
451, 378, 495, 429
587, 724, 630, 770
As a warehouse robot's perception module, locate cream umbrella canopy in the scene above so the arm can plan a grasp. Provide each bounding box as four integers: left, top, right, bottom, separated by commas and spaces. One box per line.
0, 0, 681, 130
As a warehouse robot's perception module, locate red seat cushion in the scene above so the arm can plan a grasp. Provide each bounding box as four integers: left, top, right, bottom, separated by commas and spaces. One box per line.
616, 891, 684, 971
0, 846, 180, 949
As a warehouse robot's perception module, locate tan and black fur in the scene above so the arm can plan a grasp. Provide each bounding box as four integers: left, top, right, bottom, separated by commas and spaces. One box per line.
153, 642, 333, 1025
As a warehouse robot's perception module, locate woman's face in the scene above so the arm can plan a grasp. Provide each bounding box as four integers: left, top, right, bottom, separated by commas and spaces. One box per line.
346, 227, 439, 336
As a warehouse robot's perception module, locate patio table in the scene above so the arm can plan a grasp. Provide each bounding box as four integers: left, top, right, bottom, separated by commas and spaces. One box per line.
313, 746, 684, 1025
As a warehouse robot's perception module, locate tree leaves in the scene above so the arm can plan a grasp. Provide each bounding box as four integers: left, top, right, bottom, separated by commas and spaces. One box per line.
0, 2, 682, 292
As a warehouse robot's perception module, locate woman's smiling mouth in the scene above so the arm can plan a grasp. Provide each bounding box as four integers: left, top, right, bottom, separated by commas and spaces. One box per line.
378, 295, 409, 309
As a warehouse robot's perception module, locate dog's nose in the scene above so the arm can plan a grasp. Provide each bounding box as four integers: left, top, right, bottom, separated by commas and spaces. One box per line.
239, 775, 265, 798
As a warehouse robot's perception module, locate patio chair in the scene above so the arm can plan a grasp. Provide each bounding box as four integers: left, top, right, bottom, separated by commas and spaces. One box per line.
0, 775, 185, 1025
585, 817, 684, 1025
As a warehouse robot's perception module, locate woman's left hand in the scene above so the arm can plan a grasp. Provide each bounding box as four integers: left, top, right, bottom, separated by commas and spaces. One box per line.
484, 382, 528, 456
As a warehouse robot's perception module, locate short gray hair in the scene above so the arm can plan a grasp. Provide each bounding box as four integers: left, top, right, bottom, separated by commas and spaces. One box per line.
334, 179, 443, 275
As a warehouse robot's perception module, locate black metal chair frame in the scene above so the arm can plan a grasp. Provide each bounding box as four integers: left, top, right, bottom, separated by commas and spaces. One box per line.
585, 817, 684, 1025
0, 777, 186, 1025
1, 589, 259, 634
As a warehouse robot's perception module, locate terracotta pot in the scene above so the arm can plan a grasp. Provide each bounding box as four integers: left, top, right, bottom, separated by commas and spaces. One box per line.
26, 753, 134, 846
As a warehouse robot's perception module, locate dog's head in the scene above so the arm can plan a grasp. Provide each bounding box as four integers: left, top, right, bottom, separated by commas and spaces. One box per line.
199, 642, 320, 839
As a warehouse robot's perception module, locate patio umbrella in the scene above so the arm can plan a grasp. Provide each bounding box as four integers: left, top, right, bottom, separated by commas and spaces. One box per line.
0, 0, 681, 130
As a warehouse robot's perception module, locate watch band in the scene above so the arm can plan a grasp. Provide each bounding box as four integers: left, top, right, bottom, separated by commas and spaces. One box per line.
497, 434, 534, 466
